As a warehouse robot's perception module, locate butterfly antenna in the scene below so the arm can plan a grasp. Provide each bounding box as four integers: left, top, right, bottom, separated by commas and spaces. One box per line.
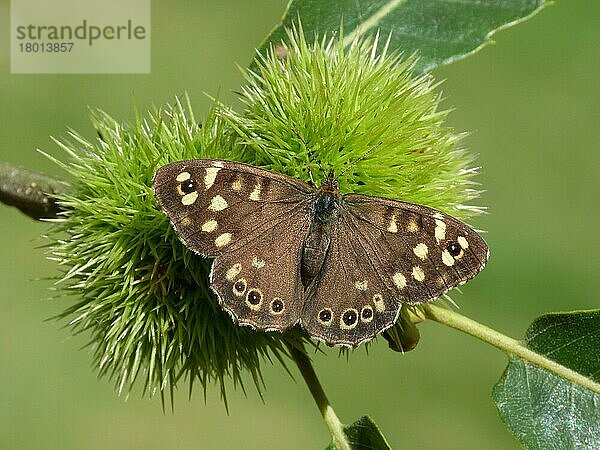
335, 141, 383, 180
292, 128, 327, 185
291, 128, 307, 146
308, 166, 316, 186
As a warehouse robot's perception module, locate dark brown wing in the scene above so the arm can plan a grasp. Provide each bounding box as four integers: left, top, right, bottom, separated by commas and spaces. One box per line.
301, 194, 489, 347
153, 159, 314, 331
153, 159, 313, 256
209, 209, 310, 330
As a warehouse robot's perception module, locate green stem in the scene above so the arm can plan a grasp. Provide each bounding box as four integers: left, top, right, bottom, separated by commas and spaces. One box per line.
288, 344, 350, 450
0, 161, 66, 220
422, 304, 600, 394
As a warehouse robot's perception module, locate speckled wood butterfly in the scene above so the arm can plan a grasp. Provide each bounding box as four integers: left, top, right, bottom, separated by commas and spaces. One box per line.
153, 159, 489, 347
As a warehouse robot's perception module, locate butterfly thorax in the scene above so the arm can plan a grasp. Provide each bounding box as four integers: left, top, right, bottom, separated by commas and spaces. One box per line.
301, 172, 340, 287
314, 169, 340, 220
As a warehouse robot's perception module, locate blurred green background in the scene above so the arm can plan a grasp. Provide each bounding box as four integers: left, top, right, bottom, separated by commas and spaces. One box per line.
1, 1, 598, 449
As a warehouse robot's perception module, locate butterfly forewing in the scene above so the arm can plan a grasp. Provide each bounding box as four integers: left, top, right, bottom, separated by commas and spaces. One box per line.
344, 194, 488, 300
153, 159, 314, 331
301, 194, 488, 346
153, 160, 313, 257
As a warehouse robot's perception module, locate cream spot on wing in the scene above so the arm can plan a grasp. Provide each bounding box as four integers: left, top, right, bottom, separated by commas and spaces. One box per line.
354, 280, 368, 291
442, 250, 455, 266
204, 167, 220, 190
407, 219, 420, 233
458, 236, 469, 249
372, 293, 385, 312
252, 257, 266, 269
433, 212, 443, 220
413, 243, 429, 260
412, 266, 425, 282
387, 215, 398, 233
226, 263, 242, 281
435, 219, 446, 243
208, 195, 228, 211
201, 219, 218, 233
215, 232, 232, 248
180, 216, 192, 227
249, 181, 261, 201
213, 161, 224, 168
181, 191, 198, 206
436, 276, 446, 288
392, 272, 406, 289
232, 178, 243, 191
176, 171, 190, 182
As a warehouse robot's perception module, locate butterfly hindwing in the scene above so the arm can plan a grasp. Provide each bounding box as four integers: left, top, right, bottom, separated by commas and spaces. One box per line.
301, 217, 401, 346
301, 194, 488, 346
210, 209, 310, 330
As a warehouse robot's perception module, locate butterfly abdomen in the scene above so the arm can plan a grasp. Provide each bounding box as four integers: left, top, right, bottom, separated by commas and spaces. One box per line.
301, 222, 330, 287
301, 193, 339, 286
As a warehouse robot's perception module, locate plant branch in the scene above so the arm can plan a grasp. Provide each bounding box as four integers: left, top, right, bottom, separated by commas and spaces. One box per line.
421, 304, 600, 394
0, 161, 66, 220
287, 343, 350, 450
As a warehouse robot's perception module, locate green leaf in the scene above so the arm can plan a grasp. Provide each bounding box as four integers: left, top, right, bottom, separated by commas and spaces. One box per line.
259, 0, 549, 74
493, 310, 600, 449
524, 310, 600, 382
325, 416, 391, 450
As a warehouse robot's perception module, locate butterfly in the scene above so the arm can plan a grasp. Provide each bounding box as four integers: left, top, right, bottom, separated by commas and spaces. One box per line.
153, 159, 489, 347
